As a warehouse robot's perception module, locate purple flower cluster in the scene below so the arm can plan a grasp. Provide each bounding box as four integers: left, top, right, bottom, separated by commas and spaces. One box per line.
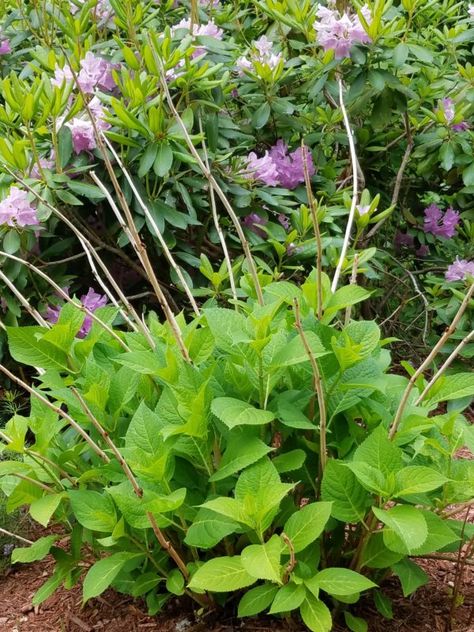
394, 232, 429, 258
46, 287, 107, 337
313, 4, 371, 59
445, 257, 474, 281
423, 203, 459, 238
0, 187, 38, 227
59, 96, 111, 154
437, 98, 470, 132
171, 18, 223, 57
52, 53, 116, 94
244, 140, 315, 189
30, 153, 55, 179
236, 36, 283, 74
0, 38, 11, 55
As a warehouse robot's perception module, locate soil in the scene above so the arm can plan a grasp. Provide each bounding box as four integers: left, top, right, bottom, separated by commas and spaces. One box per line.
0, 550, 472, 632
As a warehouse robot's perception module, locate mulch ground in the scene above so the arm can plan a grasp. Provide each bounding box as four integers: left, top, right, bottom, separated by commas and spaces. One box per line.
0, 550, 472, 632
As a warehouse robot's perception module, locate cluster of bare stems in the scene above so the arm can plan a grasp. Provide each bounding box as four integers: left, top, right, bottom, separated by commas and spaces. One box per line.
0, 49, 472, 605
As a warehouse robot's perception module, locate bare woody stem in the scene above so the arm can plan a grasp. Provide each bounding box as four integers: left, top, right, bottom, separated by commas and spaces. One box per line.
0, 269, 48, 327
441, 499, 474, 520
0, 251, 130, 352
58, 53, 179, 350
365, 112, 413, 241
2, 166, 150, 343
13, 473, 55, 494
199, 118, 238, 305
293, 299, 327, 476
148, 34, 264, 306
281, 533, 297, 583
0, 364, 110, 463
0, 527, 33, 545
302, 141, 323, 320
57, 56, 190, 358
331, 77, 359, 293
99, 134, 201, 318
415, 330, 474, 405
389, 282, 474, 440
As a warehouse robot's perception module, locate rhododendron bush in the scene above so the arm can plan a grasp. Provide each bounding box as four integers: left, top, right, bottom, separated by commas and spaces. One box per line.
0, 0, 471, 344
0, 1, 473, 631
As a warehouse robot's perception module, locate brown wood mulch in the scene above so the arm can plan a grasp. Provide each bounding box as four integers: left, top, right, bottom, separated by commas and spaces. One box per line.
0, 551, 472, 632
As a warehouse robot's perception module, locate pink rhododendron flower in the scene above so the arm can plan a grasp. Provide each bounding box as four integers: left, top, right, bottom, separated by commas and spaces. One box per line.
445, 257, 474, 281
436, 98, 470, 132
166, 59, 185, 82
46, 287, 107, 337
243, 141, 315, 189
236, 35, 283, 74
313, 4, 371, 58
0, 187, 39, 227
30, 153, 55, 179
78, 52, 116, 93
0, 39, 11, 55
439, 97, 455, 123
423, 204, 459, 238
51, 64, 74, 88
66, 119, 97, 153
451, 121, 470, 131
268, 140, 315, 189
171, 18, 223, 57
243, 151, 280, 186
469, 5, 474, 19
61, 97, 111, 154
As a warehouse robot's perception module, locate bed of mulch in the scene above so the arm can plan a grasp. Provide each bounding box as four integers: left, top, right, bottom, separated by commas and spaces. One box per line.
0, 550, 472, 632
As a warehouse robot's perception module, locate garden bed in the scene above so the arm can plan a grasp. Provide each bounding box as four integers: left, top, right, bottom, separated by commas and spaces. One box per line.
1, 550, 472, 632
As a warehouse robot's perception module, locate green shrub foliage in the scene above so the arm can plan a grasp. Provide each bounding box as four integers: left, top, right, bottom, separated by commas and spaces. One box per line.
1, 274, 473, 629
